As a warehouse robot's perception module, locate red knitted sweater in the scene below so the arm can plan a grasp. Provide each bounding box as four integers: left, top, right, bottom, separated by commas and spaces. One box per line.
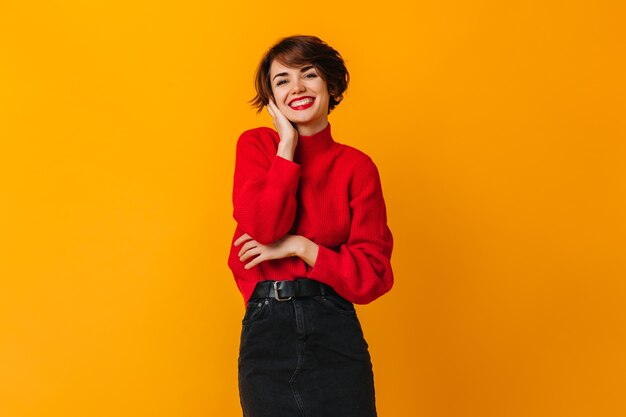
228, 122, 393, 305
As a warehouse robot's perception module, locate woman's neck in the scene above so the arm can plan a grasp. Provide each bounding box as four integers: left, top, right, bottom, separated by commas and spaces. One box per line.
295, 117, 329, 137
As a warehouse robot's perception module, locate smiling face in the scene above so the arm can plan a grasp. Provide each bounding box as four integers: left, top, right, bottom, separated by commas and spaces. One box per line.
269, 59, 330, 135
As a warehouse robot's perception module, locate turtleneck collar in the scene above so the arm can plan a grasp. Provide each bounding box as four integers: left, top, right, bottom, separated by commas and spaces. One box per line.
295, 122, 335, 158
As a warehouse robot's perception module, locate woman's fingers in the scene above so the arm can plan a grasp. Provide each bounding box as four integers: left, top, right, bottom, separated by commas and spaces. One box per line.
237, 239, 270, 264
233, 233, 252, 247
270, 100, 288, 124
267, 100, 282, 127
236, 234, 297, 268
266, 101, 275, 117
244, 253, 265, 269
267, 99, 297, 143
266, 101, 277, 129
239, 242, 264, 268
238, 239, 258, 258
240, 246, 260, 262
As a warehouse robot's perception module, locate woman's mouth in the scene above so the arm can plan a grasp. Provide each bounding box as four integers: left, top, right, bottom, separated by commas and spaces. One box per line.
288, 97, 315, 110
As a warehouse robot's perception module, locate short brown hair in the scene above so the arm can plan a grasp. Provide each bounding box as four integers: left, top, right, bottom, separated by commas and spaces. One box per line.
249, 35, 350, 114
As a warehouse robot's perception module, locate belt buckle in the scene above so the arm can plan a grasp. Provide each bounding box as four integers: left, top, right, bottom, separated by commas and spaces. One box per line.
273, 281, 292, 301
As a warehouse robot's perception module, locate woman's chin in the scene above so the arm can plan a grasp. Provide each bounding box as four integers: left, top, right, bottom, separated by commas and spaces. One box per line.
286, 115, 308, 125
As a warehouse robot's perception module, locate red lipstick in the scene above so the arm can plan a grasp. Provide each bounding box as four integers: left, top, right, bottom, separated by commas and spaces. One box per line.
288, 96, 315, 110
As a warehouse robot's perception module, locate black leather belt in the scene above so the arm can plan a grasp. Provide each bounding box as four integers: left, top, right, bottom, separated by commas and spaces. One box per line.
251, 279, 336, 301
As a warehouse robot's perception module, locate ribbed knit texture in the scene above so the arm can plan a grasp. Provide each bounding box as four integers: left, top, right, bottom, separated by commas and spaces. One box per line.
229, 122, 393, 305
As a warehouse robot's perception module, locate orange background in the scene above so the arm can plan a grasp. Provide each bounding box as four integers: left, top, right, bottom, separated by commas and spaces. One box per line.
1, 1, 625, 416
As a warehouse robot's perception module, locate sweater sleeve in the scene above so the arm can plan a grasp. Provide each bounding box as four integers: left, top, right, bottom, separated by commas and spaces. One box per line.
307, 157, 394, 304
232, 130, 301, 244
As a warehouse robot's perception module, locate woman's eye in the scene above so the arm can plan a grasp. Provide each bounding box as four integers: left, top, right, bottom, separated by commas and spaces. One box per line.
276, 73, 315, 86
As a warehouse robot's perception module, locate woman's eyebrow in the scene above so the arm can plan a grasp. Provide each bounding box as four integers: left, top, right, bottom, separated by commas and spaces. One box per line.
272, 65, 315, 81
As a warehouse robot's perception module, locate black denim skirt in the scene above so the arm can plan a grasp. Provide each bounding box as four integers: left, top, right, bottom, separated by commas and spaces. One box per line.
238, 285, 378, 417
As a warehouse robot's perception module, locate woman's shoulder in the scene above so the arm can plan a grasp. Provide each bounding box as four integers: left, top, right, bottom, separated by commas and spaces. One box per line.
335, 144, 385, 187
337, 143, 376, 169
238, 126, 278, 142
236, 126, 279, 152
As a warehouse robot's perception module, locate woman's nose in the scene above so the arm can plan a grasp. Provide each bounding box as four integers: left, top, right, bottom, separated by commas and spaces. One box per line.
292, 80, 305, 93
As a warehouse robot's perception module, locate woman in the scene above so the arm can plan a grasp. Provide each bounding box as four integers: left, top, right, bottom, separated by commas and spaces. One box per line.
228, 35, 394, 417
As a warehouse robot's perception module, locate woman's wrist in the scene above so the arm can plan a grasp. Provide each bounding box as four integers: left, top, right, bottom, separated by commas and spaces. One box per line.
292, 235, 319, 267
276, 141, 297, 161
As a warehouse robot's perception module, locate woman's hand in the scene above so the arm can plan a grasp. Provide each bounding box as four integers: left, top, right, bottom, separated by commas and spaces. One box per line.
267, 99, 298, 161
234, 233, 319, 269
234, 233, 300, 270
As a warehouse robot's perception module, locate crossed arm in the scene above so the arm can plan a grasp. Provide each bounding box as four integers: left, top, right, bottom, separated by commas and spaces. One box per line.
234, 233, 319, 270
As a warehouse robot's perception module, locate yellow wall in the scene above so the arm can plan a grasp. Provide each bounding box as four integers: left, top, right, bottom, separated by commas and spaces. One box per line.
1, 1, 625, 416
